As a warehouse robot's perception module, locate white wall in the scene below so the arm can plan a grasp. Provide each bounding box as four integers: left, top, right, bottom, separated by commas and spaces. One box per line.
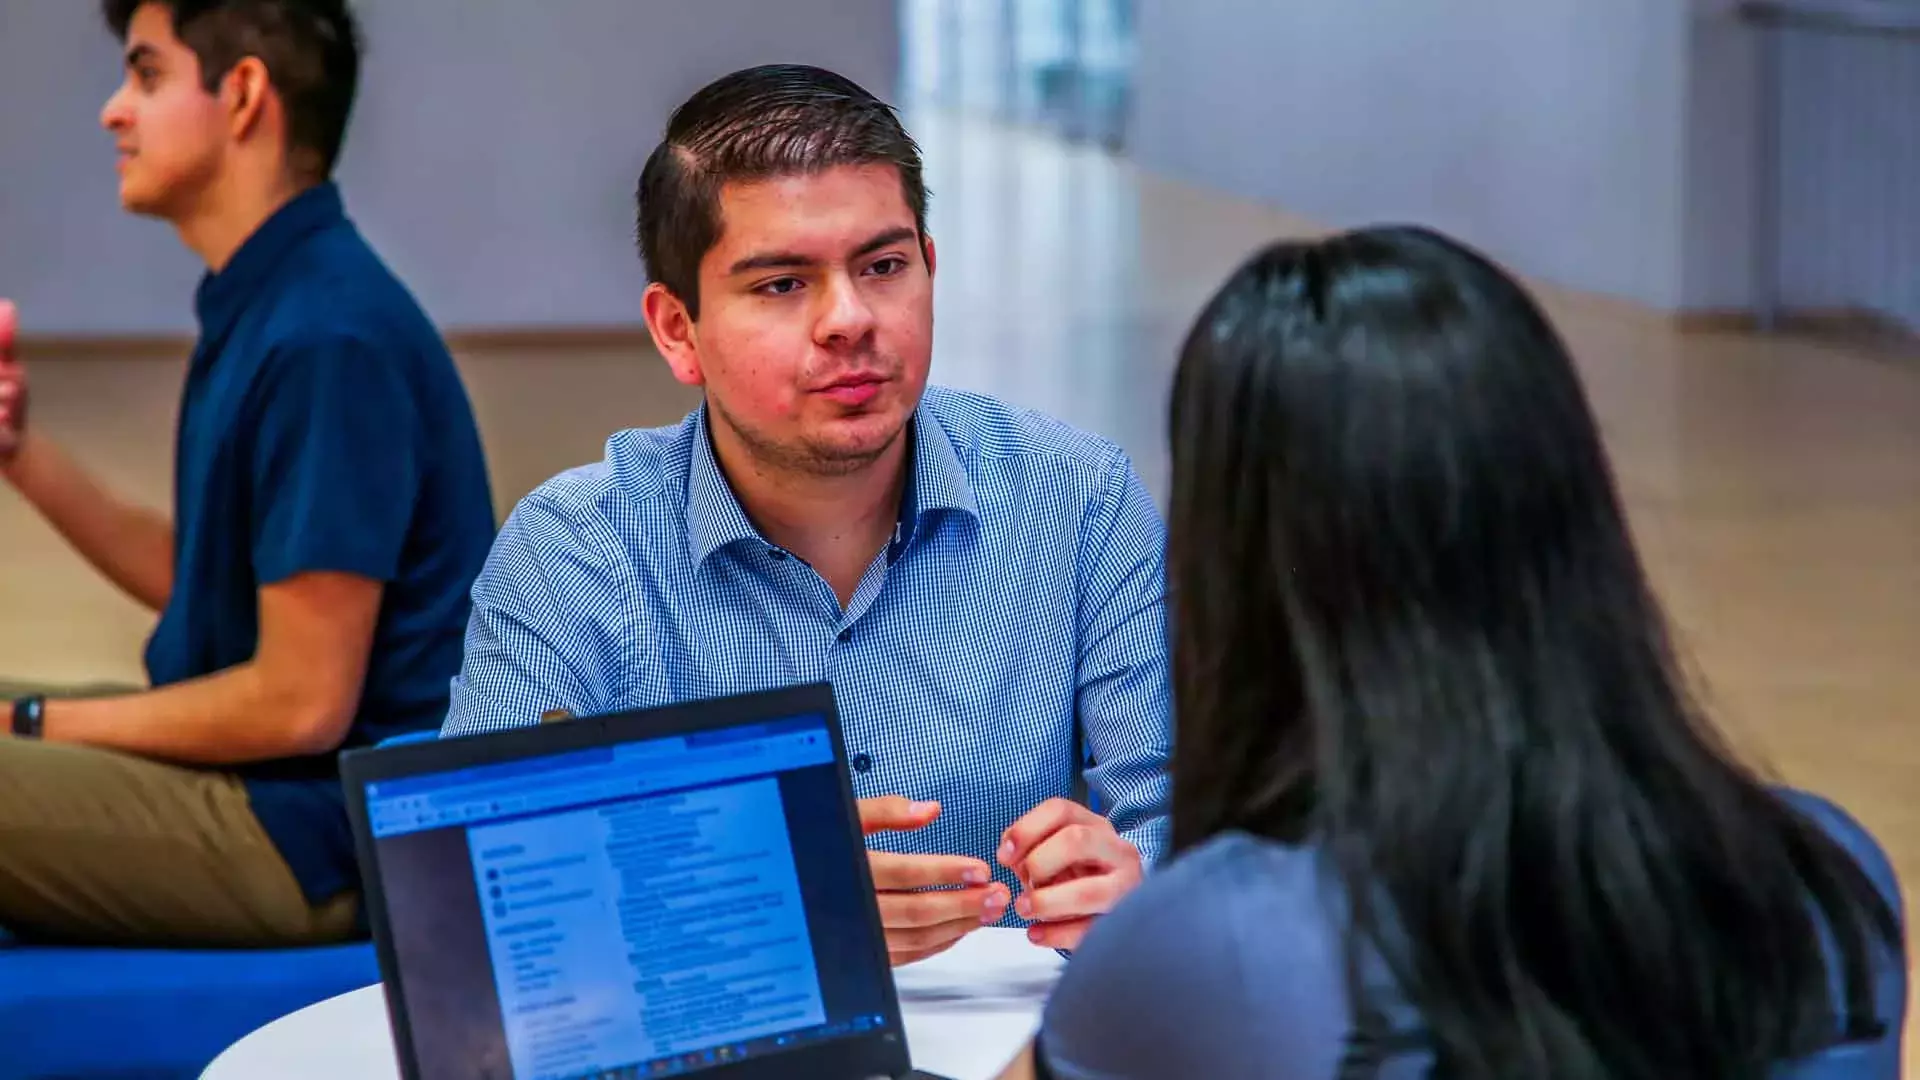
1675, 0, 1920, 328
0, 3, 201, 336
1679, 0, 1764, 311
0, 0, 900, 337
1774, 23, 1920, 329
1131, 0, 1696, 310
1130, 0, 1919, 329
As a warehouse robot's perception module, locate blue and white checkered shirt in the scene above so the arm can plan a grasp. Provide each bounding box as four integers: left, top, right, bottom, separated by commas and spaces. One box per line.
441, 386, 1172, 916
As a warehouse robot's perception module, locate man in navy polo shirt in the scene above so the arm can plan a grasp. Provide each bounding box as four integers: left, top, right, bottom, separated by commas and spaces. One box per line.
0, 0, 494, 947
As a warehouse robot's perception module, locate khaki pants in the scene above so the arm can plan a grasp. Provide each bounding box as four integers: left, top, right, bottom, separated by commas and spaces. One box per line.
0, 680, 359, 948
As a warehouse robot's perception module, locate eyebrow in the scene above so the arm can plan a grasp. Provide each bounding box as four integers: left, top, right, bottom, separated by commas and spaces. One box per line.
124, 43, 156, 68
727, 226, 919, 277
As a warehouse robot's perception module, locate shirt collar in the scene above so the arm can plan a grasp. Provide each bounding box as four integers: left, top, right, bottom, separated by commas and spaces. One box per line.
193, 181, 345, 340
685, 396, 981, 568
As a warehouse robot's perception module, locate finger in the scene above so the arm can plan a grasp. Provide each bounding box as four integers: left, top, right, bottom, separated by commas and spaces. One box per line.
0, 300, 15, 349
890, 933, 967, 967
859, 795, 940, 836
1019, 823, 1120, 887
1025, 916, 1094, 952
1016, 873, 1121, 924
877, 881, 1009, 929
998, 797, 1098, 873
884, 912, 990, 959
868, 848, 992, 891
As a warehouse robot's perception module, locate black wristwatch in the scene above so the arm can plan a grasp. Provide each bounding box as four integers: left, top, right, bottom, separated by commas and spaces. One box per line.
11, 694, 45, 738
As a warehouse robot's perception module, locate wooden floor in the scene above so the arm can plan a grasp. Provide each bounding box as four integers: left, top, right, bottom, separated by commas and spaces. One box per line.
5, 111, 1917, 1065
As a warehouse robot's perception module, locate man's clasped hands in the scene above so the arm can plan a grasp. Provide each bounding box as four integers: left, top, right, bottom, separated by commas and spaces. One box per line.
859, 794, 1143, 965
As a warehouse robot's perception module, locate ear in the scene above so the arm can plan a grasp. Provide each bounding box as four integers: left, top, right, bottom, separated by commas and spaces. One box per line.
922, 233, 938, 279
643, 282, 704, 388
223, 55, 273, 144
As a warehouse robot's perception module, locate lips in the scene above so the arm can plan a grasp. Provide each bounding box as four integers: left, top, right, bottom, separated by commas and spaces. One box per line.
816, 373, 887, 408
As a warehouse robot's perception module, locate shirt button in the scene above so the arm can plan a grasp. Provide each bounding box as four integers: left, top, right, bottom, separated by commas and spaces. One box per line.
838, 628, 852, 643
851, 752, 873, 773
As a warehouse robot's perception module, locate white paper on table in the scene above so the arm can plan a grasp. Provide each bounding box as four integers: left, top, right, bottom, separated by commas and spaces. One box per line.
893, 929, 1067, 1079
893, 928, 1066, 1007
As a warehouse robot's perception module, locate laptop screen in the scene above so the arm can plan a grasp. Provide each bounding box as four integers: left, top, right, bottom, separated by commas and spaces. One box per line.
360, 711, 894, 1080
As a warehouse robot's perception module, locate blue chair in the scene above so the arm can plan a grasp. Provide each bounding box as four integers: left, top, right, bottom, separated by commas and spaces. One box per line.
0, 941, 381, 1079
0, 731, 437, 1080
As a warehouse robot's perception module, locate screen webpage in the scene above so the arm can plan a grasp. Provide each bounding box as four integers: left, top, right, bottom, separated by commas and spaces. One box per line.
364, 715, 891, 1080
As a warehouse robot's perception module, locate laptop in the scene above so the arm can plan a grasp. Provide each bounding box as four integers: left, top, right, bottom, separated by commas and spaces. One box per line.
341, 682, 951, 1080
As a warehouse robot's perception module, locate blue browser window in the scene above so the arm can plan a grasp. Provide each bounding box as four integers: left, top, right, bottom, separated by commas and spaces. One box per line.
364, 715, 889, 1080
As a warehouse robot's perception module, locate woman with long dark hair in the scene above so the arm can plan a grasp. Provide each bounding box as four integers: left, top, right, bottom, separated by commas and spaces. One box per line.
997, 226, 1906, 1078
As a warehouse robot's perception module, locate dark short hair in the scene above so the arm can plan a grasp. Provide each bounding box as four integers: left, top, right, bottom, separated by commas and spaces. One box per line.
1167, 225, 1899, 1075
104, 0, 361, 178
636, 64, 929, 319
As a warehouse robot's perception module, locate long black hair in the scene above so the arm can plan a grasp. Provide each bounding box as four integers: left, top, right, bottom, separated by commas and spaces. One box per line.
1165, 225, 1900, 1077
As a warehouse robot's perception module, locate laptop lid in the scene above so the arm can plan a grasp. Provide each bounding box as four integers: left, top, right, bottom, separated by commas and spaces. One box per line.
341, 683, 911, 1080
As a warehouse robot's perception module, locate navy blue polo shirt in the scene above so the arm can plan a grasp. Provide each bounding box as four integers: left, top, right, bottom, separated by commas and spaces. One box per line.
147, 182, 496, 909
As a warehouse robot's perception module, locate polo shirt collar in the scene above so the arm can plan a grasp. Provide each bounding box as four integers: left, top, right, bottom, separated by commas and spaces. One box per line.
685, 396, 981, 568
193, 181, 344, 339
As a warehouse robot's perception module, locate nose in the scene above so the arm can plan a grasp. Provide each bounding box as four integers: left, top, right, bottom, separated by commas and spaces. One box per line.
101, 83, 131, 132
813, 272, 877, 347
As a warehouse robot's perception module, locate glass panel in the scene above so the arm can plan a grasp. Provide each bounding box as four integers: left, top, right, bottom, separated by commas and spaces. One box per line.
954, 0, 1013, 115
1078, 0, 1135, 148
899, 0, 947, 105
899, 0, 1135, 147
1011, 0, 1078, 128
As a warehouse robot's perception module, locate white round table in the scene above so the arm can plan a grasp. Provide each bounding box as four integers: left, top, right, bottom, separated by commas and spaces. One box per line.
202, 928, 1061, 1079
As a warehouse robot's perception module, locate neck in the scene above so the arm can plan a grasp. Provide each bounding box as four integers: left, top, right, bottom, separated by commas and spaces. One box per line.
174, 166, 311, 272
711, 420, 910, 600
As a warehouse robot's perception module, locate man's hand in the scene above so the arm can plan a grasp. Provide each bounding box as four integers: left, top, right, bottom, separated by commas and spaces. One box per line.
860, 796, 1012, 967
0, 300, 28, 464
0, 300, 172, 610
998, 798, 1142, 951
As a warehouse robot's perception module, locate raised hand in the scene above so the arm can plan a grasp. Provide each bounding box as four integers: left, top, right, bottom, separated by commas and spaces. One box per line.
0, 300, 27, 464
